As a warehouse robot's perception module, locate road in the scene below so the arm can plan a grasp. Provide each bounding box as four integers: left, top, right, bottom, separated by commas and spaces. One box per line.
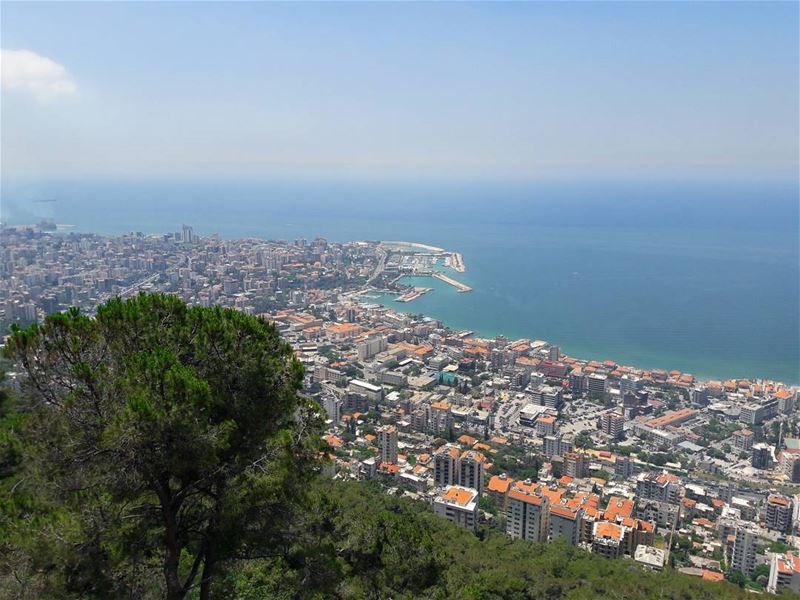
96, 273, 161, 307
368, 249, 387, 284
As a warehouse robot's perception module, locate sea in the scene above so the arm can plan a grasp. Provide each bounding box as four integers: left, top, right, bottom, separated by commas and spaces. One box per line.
2, 178, 798, 384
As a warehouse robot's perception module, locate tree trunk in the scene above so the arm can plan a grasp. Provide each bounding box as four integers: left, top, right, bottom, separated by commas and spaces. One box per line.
199, 554, 215, 600
165, 558, 183, 600
158, 484, 184, 600
200, 482, 224, 599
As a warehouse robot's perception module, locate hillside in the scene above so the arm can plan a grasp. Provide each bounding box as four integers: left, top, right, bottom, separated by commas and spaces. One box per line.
0, 294, 796, 599
209, 478, 788, 600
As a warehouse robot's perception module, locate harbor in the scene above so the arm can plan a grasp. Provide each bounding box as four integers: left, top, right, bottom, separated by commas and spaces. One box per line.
394, 287, 433, 303
446, 252, 466, 273
432, 271, 472, 292
365, 241, 473, 302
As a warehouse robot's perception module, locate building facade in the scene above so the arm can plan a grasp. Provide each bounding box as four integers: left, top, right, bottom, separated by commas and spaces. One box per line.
378, 424, 398, 465
731, 525, 758, 576
507, 486, 550, 542
434, 486, 479, 531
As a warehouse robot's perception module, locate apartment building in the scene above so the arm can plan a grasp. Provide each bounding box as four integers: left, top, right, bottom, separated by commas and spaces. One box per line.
434, 486, 479, 531
506, 484, 550, 542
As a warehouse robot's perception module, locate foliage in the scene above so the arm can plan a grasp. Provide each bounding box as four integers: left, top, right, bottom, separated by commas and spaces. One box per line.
697, 419, 740, 444
727, 570, 747, 588
479, 494, 498, 515
211, 480, 772, 600
609, 443, 634, 456
574, 431, 593, 449
489, 445, 539, 481
771, 540, 791, 553
2, 294, 324, 599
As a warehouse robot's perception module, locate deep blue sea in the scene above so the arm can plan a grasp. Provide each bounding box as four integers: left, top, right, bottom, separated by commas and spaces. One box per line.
2, 178, 798, 384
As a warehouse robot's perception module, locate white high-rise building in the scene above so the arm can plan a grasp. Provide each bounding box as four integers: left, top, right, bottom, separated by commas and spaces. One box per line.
544, 434, 574, 458
323, 395, 341, 425
458, 450, 486, 495
378, 424, 398, 465
434, 445, 460, 487
181, 224, 194, 243
619, 375, 641, 396
731, 525, 758, 576
587, 374, 608, 396
506, 484, 550, 542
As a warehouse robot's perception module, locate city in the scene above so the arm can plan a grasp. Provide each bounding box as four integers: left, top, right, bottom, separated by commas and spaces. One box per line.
2, 224, 799, 595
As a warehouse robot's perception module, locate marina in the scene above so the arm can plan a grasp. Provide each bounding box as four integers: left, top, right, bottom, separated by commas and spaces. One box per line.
394, 287, 433, 303
446, 252, 466, 273
371, 240, 473, 300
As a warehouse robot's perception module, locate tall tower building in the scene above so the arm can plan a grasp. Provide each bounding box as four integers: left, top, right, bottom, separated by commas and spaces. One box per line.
766, 494, 794, 533
459, 450, 486, 495
434, 445, 460, 487
181, 224, 194, 243
506, 484, 550, 542
564, 451, 588, 479
731, 525, 758, 576
323, 395, 342, 425
549, 505, 583, 546
428, 402, 454, 437
378, 425, 398, 465
345, 306, 357, 323
752, 443, 772, 469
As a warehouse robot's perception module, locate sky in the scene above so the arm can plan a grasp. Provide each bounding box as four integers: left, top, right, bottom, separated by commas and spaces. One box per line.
1, 1, 798, 182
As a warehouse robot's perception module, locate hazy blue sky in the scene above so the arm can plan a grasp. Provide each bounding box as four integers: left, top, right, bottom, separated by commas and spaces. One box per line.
2, 1, 798, 181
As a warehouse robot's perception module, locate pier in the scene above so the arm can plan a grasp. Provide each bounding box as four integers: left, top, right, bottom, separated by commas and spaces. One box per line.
432, 271, 472, 292
380, 240, 446, 253
395, 287, 432, 302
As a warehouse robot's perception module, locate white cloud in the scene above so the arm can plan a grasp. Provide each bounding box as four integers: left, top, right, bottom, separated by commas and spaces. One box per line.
1, 49, 78, 102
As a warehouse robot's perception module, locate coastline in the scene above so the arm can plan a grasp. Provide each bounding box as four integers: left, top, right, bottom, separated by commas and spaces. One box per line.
5, 204, 796, 384
361, 293, 799, 390
361, 242, 798, 388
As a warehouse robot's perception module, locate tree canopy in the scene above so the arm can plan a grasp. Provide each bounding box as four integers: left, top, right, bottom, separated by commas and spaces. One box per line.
2, 294, 324, 599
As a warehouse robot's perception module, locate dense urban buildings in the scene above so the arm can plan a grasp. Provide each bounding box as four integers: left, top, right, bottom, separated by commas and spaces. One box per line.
2, 226, 799, 594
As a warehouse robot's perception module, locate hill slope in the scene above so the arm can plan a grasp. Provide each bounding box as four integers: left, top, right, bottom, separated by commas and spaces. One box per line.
215, 480, 788, 599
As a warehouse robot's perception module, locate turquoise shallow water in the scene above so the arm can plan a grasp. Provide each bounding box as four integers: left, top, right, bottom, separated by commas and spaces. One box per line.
2, 178, 798, 383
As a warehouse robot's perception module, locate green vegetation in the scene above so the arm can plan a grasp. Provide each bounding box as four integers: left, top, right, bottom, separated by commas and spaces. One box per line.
0, 294, 795, 599
727, 563, 773, 592
608, 443, 635, 456
488, 445, 540, 481
771, 539, 792, 553
697, 419, 740, 445
639, 451, 679, 466
478, 493, 499, 516
574, 431, 593, 449
1, 294, 324, 599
